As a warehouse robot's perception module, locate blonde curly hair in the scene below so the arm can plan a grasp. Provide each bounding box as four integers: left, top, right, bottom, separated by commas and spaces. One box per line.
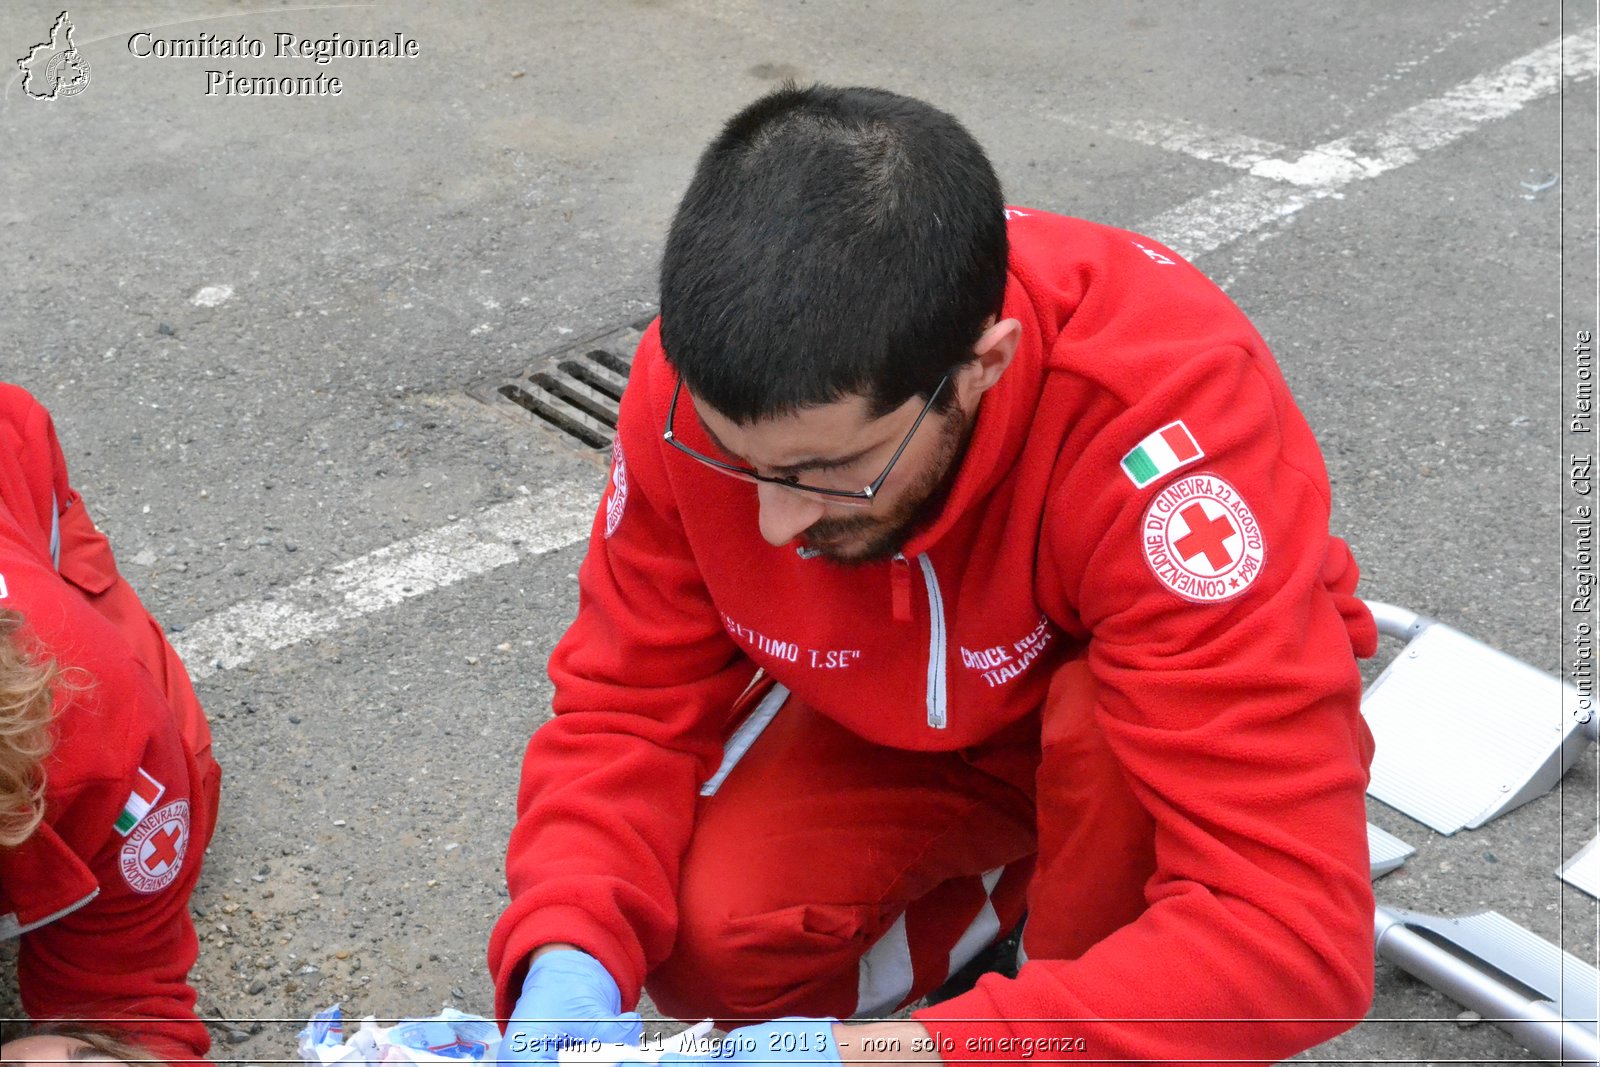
0, 607, 59, 848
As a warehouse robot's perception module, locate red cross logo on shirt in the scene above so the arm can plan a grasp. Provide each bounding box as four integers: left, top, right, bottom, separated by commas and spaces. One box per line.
143, 825, 182, 873
120, 799, 189, 894
1175, 504, 1237, 569
1140, 474, 1266, 603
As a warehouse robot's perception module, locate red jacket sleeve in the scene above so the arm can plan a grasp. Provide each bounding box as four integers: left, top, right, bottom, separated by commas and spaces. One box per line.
489, 334, 757, 1018
915, 346, 1375, 1065
22, 715, 213, 1065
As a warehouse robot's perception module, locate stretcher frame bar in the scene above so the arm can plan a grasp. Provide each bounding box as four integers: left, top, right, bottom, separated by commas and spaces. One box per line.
1375, 905, 1600, 1064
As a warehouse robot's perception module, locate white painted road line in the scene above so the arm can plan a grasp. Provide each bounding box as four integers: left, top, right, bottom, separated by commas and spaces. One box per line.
1049, 113, 1288, 172
170, 29, 1595, 681
1144, 30, 1597, 259
1255, 31, 1594, 188
172, 483, 599, 679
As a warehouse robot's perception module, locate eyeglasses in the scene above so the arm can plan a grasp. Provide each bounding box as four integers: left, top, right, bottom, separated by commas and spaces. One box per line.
662, 373, 951, 508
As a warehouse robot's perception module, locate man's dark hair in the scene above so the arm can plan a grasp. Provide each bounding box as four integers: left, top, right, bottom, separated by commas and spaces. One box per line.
659, 84, 1008, 423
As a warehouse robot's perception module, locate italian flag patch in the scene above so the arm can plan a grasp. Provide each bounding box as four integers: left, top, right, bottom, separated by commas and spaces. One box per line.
114, 769, 165, 836
1121, 421, 1203, 488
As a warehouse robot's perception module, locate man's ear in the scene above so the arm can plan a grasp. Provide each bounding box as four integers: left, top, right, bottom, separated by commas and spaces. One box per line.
957, 317, 1022, 406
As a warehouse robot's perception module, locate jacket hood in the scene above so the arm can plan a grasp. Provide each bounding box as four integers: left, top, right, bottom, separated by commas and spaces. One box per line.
0, 384, 65, 566
897, 268, 1050, 560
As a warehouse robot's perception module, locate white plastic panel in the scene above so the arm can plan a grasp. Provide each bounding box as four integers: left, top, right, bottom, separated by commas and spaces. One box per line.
1363, 622, 1586, 833
1367, 822, 1414, 879
1561, 836, 1600, 900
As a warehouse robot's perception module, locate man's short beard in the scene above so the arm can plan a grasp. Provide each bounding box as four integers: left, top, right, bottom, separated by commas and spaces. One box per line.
800, 405, 969, 565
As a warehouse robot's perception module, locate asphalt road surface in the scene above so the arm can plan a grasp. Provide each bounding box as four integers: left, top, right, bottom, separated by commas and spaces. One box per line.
2, 2, 1597, 1063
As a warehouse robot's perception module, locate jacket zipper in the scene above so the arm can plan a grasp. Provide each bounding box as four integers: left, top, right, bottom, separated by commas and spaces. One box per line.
0, 888, 98, 942
893, 553, 949, 729
49, 490, 60, 569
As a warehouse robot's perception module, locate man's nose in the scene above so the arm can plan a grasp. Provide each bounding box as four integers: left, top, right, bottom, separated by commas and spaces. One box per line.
755, 482, 826, 547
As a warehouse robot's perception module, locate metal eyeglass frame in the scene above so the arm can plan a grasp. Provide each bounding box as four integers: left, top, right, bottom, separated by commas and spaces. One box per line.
661, 372, 952, 508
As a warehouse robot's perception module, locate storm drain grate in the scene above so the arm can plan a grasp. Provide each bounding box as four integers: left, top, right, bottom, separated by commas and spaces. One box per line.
469, 315, 653, 465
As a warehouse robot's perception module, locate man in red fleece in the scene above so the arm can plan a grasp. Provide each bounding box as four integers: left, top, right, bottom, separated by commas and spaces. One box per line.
492, 85, 1378, 1066
0, 383, 220, 1066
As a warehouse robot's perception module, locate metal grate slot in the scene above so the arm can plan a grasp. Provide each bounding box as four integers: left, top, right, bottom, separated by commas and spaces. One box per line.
529, 371, 623, 429
468, 317, 650, 464
560, 358, 628, 402
497, 383, 615, 450
585, 348, 633, 377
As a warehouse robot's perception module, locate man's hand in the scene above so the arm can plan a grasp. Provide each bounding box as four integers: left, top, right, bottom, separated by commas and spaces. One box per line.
501, 949, 644, 1063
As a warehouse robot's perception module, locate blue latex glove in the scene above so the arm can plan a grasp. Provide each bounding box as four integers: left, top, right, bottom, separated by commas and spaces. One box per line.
661, 1018, 842, 1067
501, 950, 644, 1063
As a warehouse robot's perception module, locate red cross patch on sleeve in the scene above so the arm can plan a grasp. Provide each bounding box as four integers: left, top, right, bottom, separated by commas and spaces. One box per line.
604, 440, 628, 539
118, 799, 190, 894
1140, 473, 1266, 602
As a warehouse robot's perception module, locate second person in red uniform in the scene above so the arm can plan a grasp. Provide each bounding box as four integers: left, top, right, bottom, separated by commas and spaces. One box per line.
0, 383, 220, 1066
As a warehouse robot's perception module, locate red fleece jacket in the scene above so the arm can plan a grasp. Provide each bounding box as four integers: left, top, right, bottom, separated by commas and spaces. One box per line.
491, 211, 1379, 1064
0, 384, 217, 1066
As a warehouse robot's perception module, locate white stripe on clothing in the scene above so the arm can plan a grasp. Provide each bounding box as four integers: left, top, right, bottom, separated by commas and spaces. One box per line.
945, 867, 1006, 977
699, 683, 789, 796
855, 911, 915, 1018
